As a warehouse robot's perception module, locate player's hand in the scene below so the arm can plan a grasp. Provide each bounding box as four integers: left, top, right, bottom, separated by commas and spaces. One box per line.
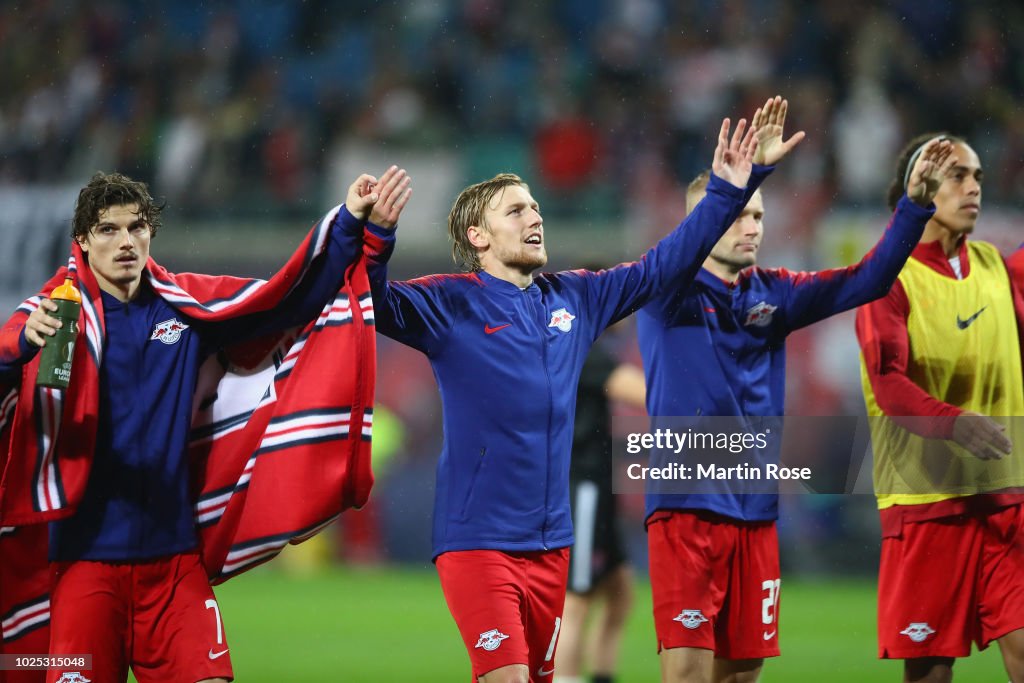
368, 166, 412, 230
345, 173, 380, 221
907, 138, 957, 207
752, 95, 805, 166
952, 411, 1012, 460
24, 299, 61, 347
711, 117, 758, 189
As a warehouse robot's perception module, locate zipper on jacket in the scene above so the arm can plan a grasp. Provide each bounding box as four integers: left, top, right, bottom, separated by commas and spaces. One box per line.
528, 291, 554, 550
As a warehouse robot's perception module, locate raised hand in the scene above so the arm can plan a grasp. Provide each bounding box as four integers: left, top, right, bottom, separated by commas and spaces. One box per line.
711, 117, 758, 189
952, 411, 1012, 461
345, 173, 381, 221
752, 95, 805, 166
369, 166, 413, 230
907, 138, 957, 207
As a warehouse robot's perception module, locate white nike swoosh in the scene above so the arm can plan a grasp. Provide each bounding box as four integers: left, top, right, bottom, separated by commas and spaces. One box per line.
208, 648, 230, 660
762, 630, 776, 640
537, 666, 555, 677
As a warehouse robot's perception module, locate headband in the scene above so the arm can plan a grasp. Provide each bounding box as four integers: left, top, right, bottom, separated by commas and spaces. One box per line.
903, 136, 948, 190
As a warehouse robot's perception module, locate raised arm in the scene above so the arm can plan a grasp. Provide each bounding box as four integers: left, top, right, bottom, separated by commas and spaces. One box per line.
208, 169, 403, 344
359, 169, 456, 355
574, 117, 758, 336
781, 138, 957, 331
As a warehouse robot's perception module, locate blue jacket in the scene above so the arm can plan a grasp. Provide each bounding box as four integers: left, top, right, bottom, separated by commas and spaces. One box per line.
637, 195, 935, 521
0, 207, 366, 561
367, 169, 771, 558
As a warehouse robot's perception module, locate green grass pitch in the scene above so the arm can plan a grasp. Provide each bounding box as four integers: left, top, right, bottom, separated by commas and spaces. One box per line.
173, 565, 1007, 682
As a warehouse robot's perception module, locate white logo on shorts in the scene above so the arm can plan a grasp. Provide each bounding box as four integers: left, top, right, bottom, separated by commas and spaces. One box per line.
56, 674, 91, 683
475, 628, 509, 651
900, 622, 936, 643
673, 609, 709, 630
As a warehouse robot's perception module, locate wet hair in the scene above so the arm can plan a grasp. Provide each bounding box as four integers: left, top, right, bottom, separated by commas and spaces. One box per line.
72, 172, 163, 241
886, 133, 967, 211
447, 173, 528, 272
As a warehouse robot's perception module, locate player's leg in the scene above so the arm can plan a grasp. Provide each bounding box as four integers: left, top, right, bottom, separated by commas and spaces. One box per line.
130, 553, 233, 683
524, 548, 570, 681
437, 550, 532, 682
711, 657, 763, 683
902, 658, 953, 682
588, 564, 634, 681
478, 664, 530, 683
553, 591, 592, 682
648, 512, 731, 683
660, 648, 714, 683
46, 560, 130, 683
996, 628, 1024, 683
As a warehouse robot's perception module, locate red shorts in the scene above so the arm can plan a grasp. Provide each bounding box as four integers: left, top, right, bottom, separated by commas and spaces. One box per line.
46, 553, 233, 683
878, 504, 1024, 659
436, 548, 569, 681
647, 510, 780, 660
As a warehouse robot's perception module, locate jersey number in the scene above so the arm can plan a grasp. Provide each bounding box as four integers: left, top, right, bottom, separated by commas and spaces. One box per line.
761, 579, 780, 625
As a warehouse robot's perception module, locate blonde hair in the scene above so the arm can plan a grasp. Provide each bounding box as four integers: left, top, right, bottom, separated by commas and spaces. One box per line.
685, 170, 712, 215
448, 173, 528, 272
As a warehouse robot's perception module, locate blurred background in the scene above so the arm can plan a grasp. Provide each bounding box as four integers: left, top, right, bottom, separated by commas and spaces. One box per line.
2, 1, 1022, 679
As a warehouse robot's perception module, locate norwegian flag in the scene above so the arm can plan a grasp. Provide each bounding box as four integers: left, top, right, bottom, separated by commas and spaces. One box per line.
0, 206, 376, 667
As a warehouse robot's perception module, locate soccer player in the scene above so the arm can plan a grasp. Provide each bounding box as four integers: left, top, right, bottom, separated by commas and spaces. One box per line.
362, 101, 778, 683
554, 331, 646, 683
0, 166, 409, 683
856, 134, 1024, 682
636, 113, 956, 682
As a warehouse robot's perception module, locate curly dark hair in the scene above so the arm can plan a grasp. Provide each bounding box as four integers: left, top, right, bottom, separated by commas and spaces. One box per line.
885, 133, 966, 212
72, 172, 163, 241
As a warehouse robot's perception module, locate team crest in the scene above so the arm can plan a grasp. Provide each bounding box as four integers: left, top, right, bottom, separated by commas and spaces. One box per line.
475, 628, 509, 651
548, 307, 576, 333
150, 318, 189, 345
900, 622, 935, 643
55, 674, 91, 683
673, 609, 708, 630
743, 301, 777, 328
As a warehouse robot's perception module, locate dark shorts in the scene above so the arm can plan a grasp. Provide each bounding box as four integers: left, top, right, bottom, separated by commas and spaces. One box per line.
567, 478, 627, 594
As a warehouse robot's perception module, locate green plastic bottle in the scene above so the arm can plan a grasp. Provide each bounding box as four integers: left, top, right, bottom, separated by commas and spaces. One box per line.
36, 276, 82, 390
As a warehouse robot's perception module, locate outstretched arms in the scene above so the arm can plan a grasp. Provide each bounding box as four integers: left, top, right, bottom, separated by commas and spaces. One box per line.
782, 138, 957, 331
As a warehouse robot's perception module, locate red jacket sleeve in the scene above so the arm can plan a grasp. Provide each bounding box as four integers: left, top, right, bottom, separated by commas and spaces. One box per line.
1006, 249, 1024, 374
855, 279, 963, 438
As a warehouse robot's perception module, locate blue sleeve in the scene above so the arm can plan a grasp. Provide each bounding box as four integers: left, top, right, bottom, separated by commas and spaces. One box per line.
576, 164, 773, 336
780, 195, 934, 332
363, 222, 452, 356
208, 205, 365, 345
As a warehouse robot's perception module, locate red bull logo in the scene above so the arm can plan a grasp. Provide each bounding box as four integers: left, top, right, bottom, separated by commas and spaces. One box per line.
150, 317, 190, 345
547, 307, 576, 333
